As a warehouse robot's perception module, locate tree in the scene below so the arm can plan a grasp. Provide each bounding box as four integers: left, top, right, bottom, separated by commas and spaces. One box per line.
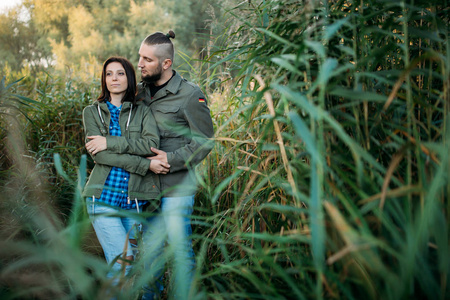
0, 3, 52, 75
27, 0, 218, 76
0, 0, 222, 79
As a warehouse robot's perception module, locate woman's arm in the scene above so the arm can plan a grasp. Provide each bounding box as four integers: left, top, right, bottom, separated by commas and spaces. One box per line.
86, 105, 159, 156
94, 150, 151, 176
82, 105, 152, 176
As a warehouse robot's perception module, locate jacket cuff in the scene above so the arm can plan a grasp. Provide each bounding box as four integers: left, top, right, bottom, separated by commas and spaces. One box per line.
136, 158, 150, 176
167, 152, 183, 173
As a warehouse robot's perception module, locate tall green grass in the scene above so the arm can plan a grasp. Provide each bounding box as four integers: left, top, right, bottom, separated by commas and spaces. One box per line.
0, 0, 449, 299
0, 75, 110, 299
194, 0, 449, 299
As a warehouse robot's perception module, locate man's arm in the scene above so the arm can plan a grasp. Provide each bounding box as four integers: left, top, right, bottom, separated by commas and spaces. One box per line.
165, 88, 214, 173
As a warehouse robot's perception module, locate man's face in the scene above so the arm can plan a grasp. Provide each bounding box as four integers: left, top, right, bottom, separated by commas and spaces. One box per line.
138, 43, 163, 84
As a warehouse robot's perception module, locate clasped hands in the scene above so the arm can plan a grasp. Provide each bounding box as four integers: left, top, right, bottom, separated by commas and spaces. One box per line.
86, 135, 170, 174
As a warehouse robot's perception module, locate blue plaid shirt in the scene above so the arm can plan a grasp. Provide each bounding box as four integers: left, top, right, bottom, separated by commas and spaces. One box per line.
97, 101, 137, 209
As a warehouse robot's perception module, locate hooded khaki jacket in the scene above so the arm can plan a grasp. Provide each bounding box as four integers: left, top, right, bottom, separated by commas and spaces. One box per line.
106, 71, 214, 197
82, 99, 160, 201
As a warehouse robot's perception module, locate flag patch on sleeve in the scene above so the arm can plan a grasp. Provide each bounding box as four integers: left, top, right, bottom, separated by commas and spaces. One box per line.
199, 98, 206, 103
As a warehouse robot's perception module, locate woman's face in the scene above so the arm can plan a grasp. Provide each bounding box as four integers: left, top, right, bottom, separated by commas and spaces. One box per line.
105, 62, 128, 96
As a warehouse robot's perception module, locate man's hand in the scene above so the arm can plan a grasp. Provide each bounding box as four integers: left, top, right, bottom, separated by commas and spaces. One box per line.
86, 136, 107, 155
149, 147, 168, 164
148, 158, 170, 174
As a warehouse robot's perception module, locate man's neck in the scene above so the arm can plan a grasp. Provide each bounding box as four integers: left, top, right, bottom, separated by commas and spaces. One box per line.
149, 72, 174, 98
154, 68, 173, 87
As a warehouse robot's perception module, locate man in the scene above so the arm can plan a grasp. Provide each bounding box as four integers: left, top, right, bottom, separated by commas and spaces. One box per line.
137, 31, 214, 300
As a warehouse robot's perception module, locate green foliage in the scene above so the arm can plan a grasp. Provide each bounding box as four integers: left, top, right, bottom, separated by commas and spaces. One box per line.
0, 4, 52, 74
195, 0, 450, 299
0, 0, 449, 299
0, 74, 95, 219
0, 147, 141, 299
0, 0, 221, 79
29, 75, 96, 217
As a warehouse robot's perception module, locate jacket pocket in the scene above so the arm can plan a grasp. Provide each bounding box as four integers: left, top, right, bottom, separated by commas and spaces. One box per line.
153, 105, 187, 139
129, 172, 160, 200
153, 105, 181, 127
128, 125, 141, 139
154, 105, 180, 114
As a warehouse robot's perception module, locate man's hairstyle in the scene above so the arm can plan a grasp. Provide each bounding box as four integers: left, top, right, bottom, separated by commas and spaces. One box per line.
142, 30, 175, 62
97, 56, 137, 105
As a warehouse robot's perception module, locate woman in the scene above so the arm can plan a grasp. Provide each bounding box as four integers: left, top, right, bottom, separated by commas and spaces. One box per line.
82, 56, 160, 281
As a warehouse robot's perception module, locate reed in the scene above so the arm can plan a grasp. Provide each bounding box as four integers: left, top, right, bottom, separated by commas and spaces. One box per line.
194, 0, 449, 299
0, 0, 448, 299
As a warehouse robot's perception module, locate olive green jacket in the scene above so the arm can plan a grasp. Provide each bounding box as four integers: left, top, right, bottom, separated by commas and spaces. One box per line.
82, 100, 161, 200
107, 71, 215, 196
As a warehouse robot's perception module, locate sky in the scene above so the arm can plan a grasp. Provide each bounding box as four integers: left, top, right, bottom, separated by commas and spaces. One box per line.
0, 0, 23, 14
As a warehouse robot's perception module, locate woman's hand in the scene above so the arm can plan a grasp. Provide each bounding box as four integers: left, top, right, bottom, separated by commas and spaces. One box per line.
86, 135, 107, 155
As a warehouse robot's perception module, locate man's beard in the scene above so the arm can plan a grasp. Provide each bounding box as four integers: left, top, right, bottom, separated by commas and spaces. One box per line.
142, 64, 163, 84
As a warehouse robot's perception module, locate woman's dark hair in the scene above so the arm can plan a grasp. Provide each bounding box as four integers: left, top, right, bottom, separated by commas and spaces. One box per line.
142, 30, 175, 61
97, 56, 137, 105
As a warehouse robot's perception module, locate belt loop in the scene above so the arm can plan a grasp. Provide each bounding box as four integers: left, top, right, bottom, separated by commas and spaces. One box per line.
92, 196, 95, 214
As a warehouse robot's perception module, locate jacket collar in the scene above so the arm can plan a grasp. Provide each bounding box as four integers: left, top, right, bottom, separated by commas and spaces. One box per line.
165, 70, 182, 95
141, 70, 182, 103
95, 99, 142, 112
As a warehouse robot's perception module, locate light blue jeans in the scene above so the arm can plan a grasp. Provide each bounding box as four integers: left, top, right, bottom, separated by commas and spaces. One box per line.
141, 195, 195, 300
86, 201, 141, 280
